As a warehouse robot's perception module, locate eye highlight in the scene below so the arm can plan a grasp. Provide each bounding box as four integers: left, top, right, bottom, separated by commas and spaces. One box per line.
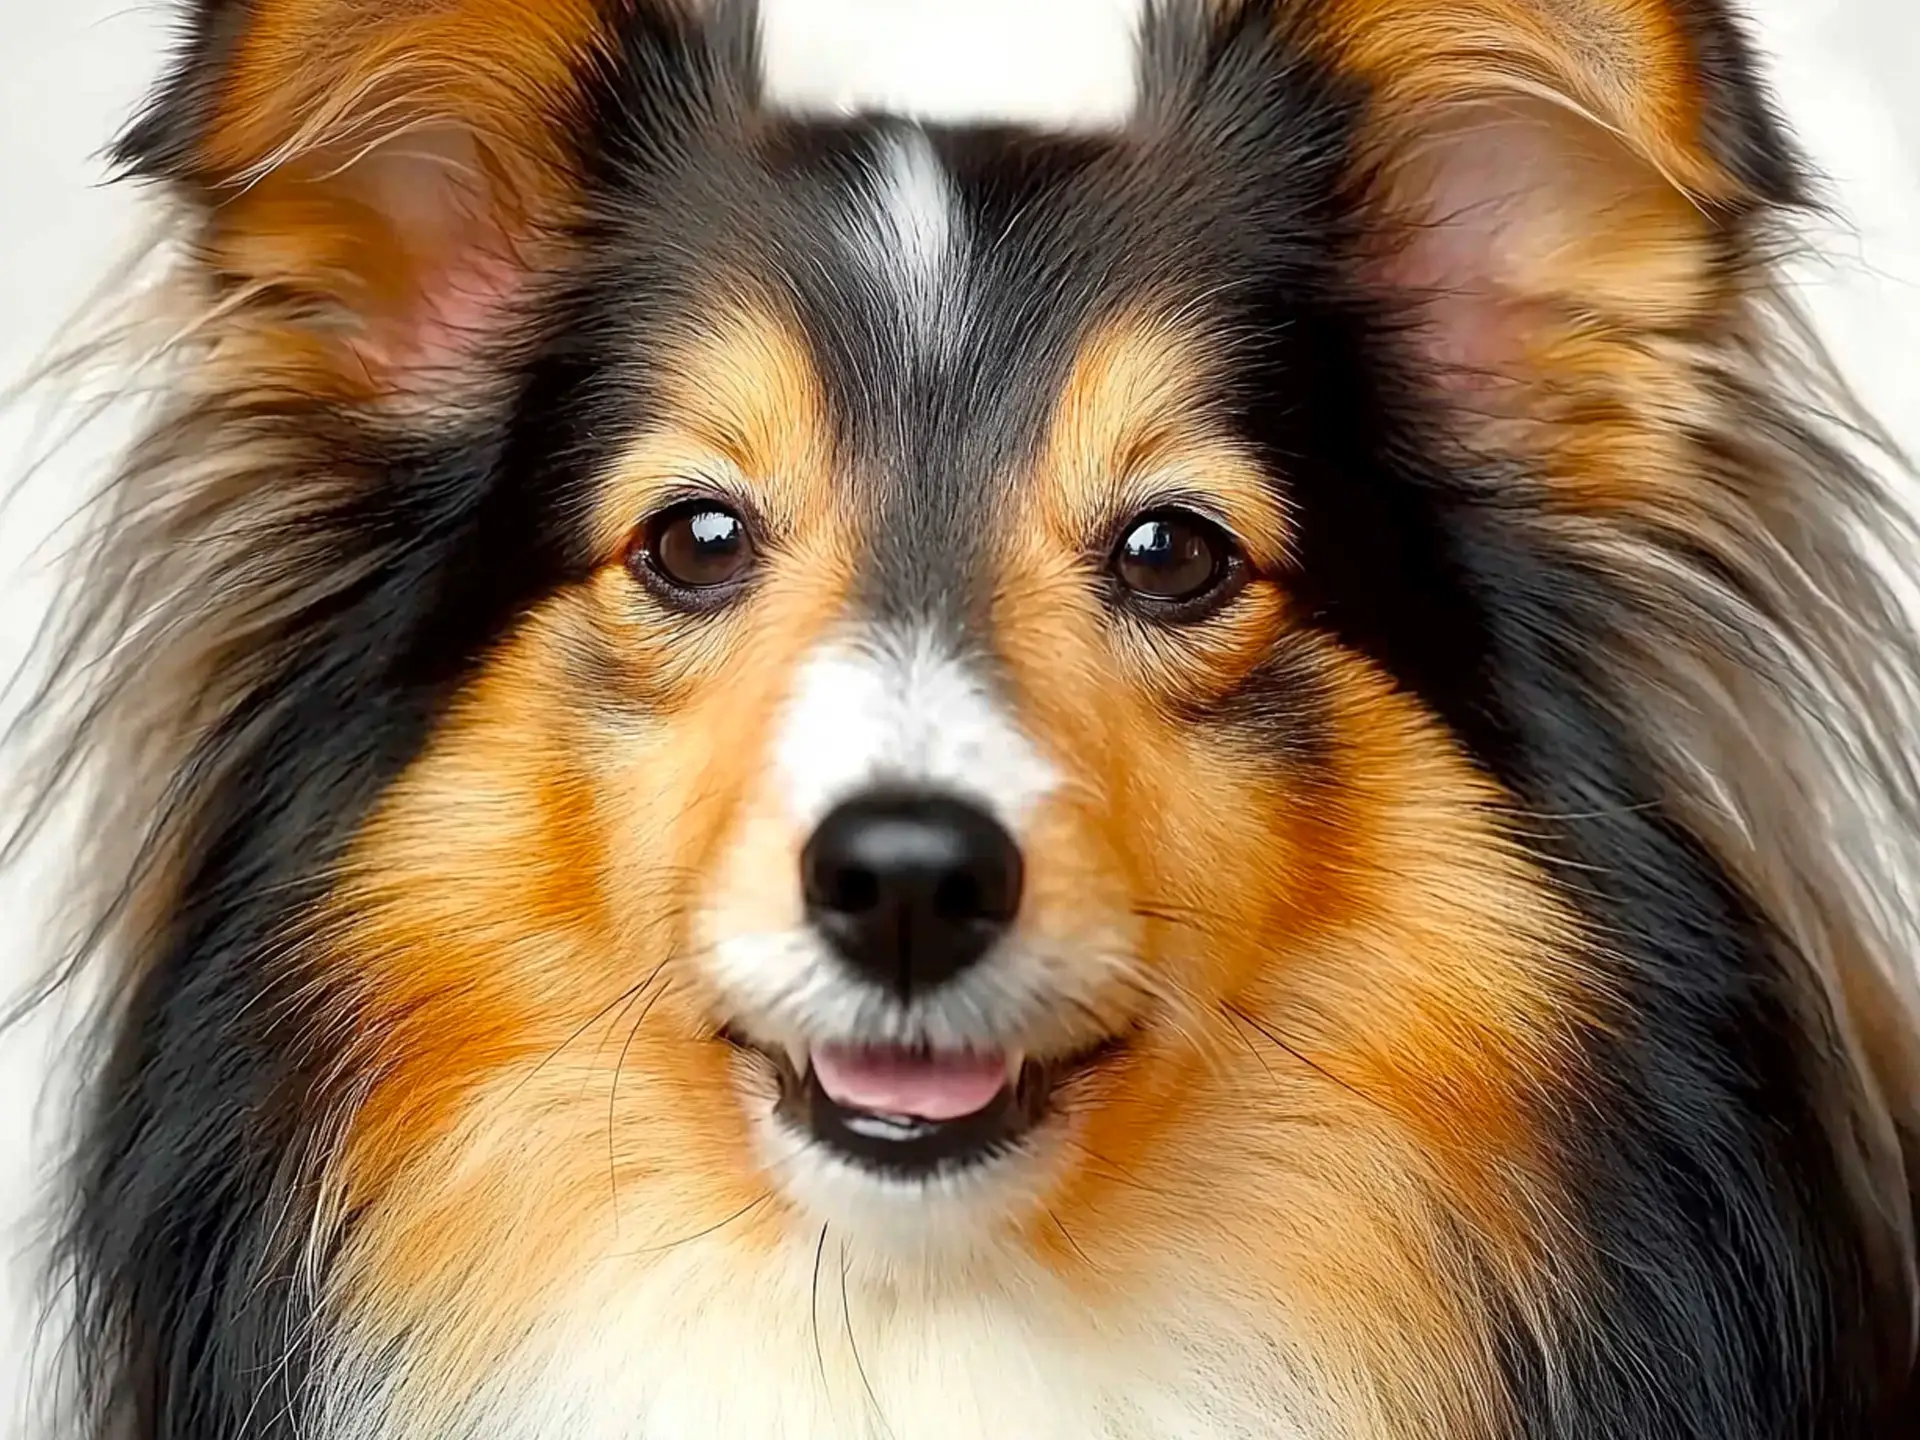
628, 499, 757, 605
1108, 508, 1246, 620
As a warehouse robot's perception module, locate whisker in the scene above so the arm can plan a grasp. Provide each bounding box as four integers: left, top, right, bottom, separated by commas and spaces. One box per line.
1490, 798, 1663, 826
1129, 902, 1214, 933
810, 1223, 831, 1398
501, 972, 661, 1108
1218, 999, 1282, 1092
1047, 1206, 1101, 1273
607, 970, 678, 1221
1064, 1138, 1163, 1195
1219, 1001, 1378, 1111
839, 1235, 891, 1436
620, 1191, 774, 1259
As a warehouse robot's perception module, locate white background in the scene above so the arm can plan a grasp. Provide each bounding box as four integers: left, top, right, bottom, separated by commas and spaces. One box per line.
1, 1, 1916, 1434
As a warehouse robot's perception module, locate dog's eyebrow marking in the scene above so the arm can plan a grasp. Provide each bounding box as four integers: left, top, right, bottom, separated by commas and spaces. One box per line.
756, 0, 1145, 130
775, 627, 1059, 831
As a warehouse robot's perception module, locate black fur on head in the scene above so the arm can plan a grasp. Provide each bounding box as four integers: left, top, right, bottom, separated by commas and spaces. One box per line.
5, 2, 1919, 1437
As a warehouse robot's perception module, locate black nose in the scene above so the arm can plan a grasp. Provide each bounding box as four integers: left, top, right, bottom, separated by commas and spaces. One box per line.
801, 792, 1023, 998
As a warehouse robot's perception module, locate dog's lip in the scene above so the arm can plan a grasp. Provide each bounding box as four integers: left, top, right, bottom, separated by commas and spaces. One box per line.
720, 1027, 1127, 1176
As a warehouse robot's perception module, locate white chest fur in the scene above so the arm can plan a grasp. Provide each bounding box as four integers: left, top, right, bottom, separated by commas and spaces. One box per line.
318, 1233, 1327, 1440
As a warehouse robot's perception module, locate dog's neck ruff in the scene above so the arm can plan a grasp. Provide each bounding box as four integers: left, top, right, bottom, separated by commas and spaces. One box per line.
315, 1232, 1329, 1440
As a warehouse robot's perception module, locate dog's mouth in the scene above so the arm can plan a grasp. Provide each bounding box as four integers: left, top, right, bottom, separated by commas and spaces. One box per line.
731, 1034, 1124, 1176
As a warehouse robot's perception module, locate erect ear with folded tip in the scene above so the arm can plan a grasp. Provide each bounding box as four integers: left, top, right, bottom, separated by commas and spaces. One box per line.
1288, 0, 1804, 504
116, 0, 625, 399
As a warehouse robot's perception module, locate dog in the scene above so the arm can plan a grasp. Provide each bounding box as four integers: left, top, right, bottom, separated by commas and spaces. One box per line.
8, 0, 1920, 1435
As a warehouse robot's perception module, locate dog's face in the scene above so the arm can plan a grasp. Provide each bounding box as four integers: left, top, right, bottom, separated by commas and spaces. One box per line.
325, 38, 1579, 1297
47, 1, 1920, 1436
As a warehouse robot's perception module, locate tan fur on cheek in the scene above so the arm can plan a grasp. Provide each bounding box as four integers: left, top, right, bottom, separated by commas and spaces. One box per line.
993, 312, 1595, 1437
314, 608, 828, 1402
1006, 631, 1590, 1438
320, 614, 770, 1318
312, 300, 852, 1391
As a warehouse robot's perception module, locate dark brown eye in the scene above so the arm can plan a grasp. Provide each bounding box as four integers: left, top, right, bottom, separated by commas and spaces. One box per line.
1109, 509, 1242, 615
632, 500, 755, 599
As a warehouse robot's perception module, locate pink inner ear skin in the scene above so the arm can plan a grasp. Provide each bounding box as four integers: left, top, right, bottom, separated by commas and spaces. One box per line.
336, 126, 535, 393
1368, 97, 1700, 397
1371, 109, 1555, 392
374, 237, 529, 387
1374, 125, 1536, 389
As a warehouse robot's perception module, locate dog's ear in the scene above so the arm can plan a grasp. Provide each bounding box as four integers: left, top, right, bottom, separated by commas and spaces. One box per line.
116, 0, 636, 398
1295, 0, 1803, 466
1299, 0, 1920, 1332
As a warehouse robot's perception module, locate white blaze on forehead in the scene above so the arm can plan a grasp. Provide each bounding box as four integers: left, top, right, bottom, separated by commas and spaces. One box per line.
776, 629, 1060, 829
872, 131, 951, 295
757, 0, 1146, 130
853, 128, 960, 348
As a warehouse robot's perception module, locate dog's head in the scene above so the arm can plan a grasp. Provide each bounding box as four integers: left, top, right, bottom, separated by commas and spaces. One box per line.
30, 1, 1920, 1435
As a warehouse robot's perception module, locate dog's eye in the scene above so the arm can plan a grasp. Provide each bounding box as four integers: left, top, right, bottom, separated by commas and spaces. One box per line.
1109, 509, 1244, 617
631, 500, 756, 600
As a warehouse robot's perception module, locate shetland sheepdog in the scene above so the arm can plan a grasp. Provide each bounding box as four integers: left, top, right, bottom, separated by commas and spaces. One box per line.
8, 0, 1920, 1435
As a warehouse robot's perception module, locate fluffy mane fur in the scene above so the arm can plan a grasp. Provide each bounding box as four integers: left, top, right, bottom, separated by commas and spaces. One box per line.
6, 2, 1920, 1436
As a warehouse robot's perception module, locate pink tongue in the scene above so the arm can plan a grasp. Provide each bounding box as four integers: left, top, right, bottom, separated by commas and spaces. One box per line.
811, 1045, 1010, 1122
